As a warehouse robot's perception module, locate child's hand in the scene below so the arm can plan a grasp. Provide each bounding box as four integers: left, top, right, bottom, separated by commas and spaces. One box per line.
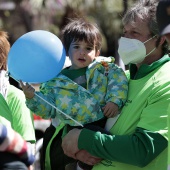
102, 102, 119, 118
20, 81, 35, 99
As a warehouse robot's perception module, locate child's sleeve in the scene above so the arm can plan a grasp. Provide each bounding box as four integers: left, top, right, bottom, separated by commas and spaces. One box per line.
25, 82, 57, 119
0, 124, 35, 166
105, 62, 128, 109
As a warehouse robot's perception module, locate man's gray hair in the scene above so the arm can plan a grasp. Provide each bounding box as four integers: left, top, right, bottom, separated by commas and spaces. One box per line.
122, 0, 159, 36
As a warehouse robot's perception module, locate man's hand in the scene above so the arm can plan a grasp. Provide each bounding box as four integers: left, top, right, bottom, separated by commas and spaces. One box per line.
103, 102, 119, 118
20, 81, 35, 99
62, 128, 102, 166
76, 150, 102, 166
62, 128, 81, 159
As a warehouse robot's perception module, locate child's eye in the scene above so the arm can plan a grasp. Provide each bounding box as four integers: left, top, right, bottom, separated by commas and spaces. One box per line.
73, 45, 79, 49
86, 47, 93, 51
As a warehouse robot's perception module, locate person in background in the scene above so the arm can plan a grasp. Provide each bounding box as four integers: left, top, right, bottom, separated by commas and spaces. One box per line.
0, 31, 35, 142
0, 31, 36, 168
156, 0, 170, 43
62, 0, 170, 170
0, 93, 35, 169
20, 18, 128, 170
156, 1, 170, 170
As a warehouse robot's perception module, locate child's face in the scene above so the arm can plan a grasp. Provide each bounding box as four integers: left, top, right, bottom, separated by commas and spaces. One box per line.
68, 40, 100, 70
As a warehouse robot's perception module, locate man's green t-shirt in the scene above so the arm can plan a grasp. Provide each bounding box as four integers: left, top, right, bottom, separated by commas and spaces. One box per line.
168, 104, 170, 169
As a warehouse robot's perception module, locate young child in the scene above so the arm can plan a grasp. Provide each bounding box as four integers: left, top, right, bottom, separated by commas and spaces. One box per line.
21, 18, 128, 170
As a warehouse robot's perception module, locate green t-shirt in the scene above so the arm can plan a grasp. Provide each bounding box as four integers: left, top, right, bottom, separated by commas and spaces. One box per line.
0, 94, 12, 127
168, 104, 170, 168
100, 63, 169, 170
6, 85, 35, 143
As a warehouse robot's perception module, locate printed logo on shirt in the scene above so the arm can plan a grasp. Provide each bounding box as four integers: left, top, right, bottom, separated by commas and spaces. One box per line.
124, 99, 132, 106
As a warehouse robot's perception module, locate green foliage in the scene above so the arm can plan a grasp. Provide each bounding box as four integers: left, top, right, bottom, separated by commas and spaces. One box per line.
0, 0, 136, 58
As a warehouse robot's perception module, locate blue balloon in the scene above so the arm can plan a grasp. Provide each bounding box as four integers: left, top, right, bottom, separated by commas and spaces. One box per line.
7, 30, 66, 83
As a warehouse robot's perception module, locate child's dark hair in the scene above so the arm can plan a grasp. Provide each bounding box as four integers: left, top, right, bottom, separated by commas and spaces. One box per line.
61, 18, 102, 55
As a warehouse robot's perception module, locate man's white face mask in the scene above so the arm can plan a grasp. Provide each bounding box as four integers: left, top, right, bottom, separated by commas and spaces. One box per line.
118, 35, 156, 65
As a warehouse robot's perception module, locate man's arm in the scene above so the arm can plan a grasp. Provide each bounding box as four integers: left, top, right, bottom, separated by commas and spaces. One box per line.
62, 127, 167, 167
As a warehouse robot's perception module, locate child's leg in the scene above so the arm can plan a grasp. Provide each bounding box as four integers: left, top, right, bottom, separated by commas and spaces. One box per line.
77, 118, 111, 170
65, 118, 110, 170
41, 124, 75, 170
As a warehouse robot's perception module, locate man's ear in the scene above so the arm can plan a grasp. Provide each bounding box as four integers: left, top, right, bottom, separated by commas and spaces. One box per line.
155, 36, 166, 47
159, 36, 166, 45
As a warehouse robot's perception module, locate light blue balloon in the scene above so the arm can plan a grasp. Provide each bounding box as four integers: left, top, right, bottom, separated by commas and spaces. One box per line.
7, 30, 66, 83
